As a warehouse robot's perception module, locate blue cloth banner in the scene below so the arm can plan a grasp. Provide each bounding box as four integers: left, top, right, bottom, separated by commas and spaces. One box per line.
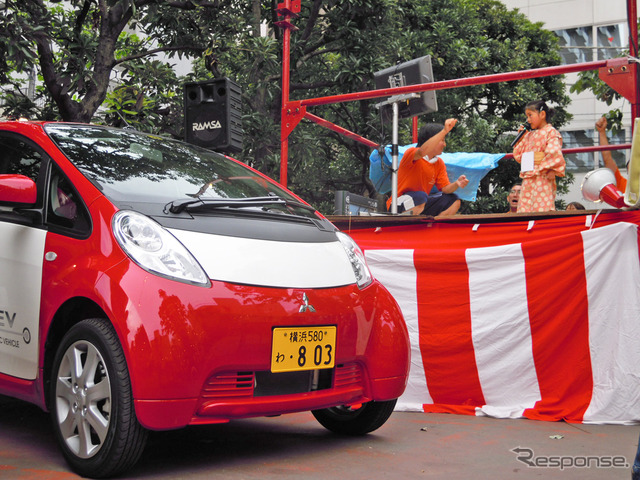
369, 144, 505, 202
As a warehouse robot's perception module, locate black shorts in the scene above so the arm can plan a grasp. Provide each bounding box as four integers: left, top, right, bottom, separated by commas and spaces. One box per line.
422, 192, 459, 216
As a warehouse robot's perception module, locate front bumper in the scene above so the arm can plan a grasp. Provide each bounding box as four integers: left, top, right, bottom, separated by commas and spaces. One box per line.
97, 264, 409, 430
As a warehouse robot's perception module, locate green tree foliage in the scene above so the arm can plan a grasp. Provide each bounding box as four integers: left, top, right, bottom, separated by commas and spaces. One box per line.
0, 0, 237, 122
101, 58, 184, 136
0, 0, 572, 214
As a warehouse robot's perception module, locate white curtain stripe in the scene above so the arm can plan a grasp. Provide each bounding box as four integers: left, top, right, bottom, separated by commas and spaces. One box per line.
366, 249, 433, 410
466, 243, 541, 418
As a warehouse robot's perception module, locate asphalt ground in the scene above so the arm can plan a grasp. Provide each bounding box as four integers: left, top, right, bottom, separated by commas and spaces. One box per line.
0, 394, 638, 479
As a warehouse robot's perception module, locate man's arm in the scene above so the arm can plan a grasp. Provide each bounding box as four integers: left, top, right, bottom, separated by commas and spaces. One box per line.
442, 175, 469, 194
596, 116, 618, 173
413, 118, 458, 160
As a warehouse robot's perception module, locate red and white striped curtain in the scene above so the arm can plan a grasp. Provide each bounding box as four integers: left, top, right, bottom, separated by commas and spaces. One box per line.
349, 211, 640, 424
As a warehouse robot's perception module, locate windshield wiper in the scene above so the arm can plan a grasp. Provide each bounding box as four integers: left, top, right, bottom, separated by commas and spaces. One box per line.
164, 196, 316, 214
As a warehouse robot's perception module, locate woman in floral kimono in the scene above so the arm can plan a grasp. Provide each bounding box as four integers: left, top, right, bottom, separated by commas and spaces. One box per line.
512, 100, 566, 212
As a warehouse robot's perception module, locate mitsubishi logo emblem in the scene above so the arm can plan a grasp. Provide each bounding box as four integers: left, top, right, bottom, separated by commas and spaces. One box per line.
299, 293, 316, 313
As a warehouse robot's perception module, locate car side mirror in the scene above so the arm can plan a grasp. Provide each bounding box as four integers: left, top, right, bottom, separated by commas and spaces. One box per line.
0, 174, 37, 205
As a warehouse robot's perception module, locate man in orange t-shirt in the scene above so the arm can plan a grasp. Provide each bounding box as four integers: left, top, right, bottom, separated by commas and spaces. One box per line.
386, 118, 469, 216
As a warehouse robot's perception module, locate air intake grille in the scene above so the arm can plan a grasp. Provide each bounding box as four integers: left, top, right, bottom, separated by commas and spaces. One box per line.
201, 364, 362, 400
334, 363, 362, 388
201, 372, 254, 399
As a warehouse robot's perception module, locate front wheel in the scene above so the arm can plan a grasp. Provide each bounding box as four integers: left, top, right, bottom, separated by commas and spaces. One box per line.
312, 399, 397, 435
50, 318, 148, 478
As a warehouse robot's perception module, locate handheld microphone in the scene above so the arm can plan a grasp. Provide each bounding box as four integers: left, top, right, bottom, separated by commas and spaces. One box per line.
510, 122, 531, 148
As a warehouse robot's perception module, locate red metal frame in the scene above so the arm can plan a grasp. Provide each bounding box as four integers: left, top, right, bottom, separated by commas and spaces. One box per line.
276, 0, 640, 187
502, 142, 632, 160
276, 0, 301, 185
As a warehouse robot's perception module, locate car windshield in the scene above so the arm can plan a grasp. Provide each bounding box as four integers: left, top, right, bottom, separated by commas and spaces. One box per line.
44, 124, 313, 216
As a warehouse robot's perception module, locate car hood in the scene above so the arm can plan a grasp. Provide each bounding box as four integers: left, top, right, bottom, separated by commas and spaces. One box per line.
169, 227, 356, 289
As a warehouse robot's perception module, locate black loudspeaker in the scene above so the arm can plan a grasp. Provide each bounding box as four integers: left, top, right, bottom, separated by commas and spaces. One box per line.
374, 55, 438, 122
184, 78, 243, 153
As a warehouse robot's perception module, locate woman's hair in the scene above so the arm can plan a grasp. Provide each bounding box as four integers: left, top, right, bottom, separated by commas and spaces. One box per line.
566, 201, 586, 210
417, 123, 444, 145
525, 100, 556, 121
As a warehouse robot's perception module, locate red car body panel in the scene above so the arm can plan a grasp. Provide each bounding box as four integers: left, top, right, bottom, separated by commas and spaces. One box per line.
94, 259, 408, 429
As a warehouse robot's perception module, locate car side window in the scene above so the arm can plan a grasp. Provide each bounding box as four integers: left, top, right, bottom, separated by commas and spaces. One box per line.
0, 135, 45, 223
0, 136, 43, 181
47, 165, 90, 234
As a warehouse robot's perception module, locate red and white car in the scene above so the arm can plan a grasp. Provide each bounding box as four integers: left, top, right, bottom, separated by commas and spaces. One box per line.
0, 121, 409, 478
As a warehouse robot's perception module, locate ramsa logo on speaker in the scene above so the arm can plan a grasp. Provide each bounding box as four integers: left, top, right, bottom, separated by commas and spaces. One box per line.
192, 120, 222, 131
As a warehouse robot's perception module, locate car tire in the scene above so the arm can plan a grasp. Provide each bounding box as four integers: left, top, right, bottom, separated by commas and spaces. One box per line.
312, 399, 397, 435
50, 318, 148, 478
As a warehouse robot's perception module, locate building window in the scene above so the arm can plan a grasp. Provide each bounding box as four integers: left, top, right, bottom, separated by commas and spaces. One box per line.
596, 23, 628, 60
562, 129, 594, 171
561, 128, 627, 172
555, 24, 628, 65
556, 27, 593, 64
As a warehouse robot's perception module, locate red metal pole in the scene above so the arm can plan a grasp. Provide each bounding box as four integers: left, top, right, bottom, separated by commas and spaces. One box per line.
298, 59, 618, 108
502, 143, 632, 160
630, 0, 638, 57
275, 1, 301, 187
305, 112, 379, 148
280, 34, 290, 185
279, 22, 291, 186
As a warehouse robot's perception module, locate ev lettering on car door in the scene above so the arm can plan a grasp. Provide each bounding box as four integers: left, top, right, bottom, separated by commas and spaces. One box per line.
0, 223, 45, 379
0, 135, 46, 380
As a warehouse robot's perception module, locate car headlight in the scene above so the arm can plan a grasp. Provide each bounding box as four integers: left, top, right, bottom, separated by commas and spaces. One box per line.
336, 231, 373, 289
113, 210, 210, 287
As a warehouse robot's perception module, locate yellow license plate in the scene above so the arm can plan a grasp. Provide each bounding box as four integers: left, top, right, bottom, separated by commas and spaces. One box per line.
271, 326, 336, 373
